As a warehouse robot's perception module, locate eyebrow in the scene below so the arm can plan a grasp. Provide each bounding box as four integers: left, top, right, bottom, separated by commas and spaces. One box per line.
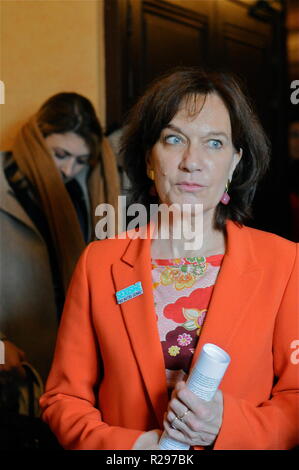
165, 124, 229, 140
53, 147, 90, 159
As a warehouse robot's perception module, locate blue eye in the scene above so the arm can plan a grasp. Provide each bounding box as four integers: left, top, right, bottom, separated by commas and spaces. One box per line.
164, 135, 183, 145
208, 139, 222, 149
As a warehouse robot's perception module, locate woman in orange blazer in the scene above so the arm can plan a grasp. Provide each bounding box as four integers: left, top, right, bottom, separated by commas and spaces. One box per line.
40, 68, 299, 450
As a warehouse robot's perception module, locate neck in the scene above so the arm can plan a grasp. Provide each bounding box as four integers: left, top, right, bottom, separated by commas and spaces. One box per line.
150, 208, 226, 259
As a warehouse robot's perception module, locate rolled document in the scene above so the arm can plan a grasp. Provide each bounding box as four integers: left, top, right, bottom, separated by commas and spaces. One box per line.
159, 343, 230, 450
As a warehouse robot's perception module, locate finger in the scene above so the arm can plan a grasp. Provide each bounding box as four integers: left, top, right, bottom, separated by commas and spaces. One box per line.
167, 405, 192, 432
169, 381, 186, 402
166, 409, 179, 426
167, 410, 184, 433
164, 418, 211, 446
163, 418, 189, 444
176, 385, 209, 417
168, 397, 190, 418
168, 401, 217, 436
164, 418, 215, 447
166, 410, 195, 440
175, 381, 186, 391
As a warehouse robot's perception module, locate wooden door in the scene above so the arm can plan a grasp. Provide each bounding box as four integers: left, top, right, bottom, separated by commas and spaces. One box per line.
105, 0, 290, 237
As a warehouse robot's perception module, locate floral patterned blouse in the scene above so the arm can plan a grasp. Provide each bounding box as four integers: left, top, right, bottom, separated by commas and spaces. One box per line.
151, 254, 224, 393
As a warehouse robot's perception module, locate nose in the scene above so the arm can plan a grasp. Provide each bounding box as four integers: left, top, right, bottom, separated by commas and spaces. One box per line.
179, 142, 203, 172
60, 157, 76, 178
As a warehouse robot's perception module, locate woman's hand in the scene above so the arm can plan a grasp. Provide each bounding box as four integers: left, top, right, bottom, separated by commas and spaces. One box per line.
163, 381, 223, 447
132, 429, 162, 450
0, 340, 26, 378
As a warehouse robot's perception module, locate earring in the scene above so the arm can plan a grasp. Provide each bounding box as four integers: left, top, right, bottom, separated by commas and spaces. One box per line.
220, 180, 231, 205
147, 169, 155, 181
147, 169, 157, 196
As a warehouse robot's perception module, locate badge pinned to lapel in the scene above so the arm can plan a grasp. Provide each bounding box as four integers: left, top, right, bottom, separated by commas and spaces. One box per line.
116, 282, 143, 304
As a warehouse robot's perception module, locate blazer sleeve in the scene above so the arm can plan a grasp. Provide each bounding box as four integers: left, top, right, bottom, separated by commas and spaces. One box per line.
212, 243, 299, 450
39, 244, 144, 450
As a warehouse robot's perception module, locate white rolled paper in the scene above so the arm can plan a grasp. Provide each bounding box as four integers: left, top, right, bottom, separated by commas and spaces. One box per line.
159, 343, 230, 450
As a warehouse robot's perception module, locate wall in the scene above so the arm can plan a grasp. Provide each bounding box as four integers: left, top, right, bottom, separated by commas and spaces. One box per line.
0, 0, 106, 150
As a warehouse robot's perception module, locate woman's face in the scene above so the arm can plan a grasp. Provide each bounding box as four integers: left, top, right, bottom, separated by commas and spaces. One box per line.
45, 132, 90, 181
147, 93, 242, 215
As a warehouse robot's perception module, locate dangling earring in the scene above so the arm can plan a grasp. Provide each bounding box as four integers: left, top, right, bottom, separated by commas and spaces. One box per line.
147, 169, 157, 196
220, 180, 231, 205
147, 169, 155, 181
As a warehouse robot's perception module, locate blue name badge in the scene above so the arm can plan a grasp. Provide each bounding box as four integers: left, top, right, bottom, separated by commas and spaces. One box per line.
116, 282, 143, 304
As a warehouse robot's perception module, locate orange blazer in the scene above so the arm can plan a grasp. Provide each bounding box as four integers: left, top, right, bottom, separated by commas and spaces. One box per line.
40, 220, 299, 450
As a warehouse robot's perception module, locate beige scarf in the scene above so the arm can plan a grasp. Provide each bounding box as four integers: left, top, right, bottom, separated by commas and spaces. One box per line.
12, 116, 120, 292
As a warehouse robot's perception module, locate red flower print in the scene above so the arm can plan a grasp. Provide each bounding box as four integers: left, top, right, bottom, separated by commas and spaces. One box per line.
207, 254, 224, 266
177, 333, 192, 346
163, 286, 213, 323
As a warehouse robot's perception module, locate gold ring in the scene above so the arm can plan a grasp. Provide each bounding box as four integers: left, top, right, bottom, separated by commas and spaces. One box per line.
171, 416, 180, 429
178, 409, 190, 421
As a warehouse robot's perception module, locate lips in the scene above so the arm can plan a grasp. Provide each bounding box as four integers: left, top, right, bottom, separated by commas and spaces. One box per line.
176, 182, 206, 192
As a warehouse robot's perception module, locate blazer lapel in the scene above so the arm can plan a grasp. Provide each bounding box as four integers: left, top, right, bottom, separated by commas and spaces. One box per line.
190, 220, 263, 369
111, 226, 169, 426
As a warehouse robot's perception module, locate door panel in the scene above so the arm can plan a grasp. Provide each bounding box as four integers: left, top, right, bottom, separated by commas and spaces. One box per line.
143, 3, 208, 88
105, 0, 289, 237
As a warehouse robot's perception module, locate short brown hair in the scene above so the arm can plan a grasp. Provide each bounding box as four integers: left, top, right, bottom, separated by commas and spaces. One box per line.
121, 67, 271, 230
